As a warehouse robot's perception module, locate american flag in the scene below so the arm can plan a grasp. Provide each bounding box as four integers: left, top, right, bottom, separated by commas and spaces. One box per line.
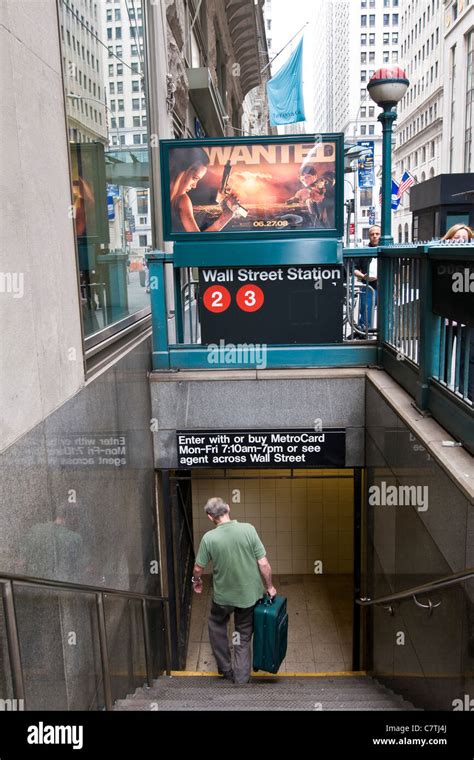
397, 170, 415, 198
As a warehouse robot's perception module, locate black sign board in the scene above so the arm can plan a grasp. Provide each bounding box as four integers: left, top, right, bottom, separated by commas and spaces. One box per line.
177, 429, 346, 468
198, 265, 343, 344
432, 261, 474, 326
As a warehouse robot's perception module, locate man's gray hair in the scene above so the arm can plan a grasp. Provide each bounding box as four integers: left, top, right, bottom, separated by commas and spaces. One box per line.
204, 497, 230, 519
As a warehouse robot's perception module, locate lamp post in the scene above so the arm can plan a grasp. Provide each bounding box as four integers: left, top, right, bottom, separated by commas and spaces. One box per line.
367, 67, 409, 245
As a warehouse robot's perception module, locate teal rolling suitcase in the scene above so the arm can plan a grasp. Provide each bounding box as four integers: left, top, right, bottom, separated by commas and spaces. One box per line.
252, 594, 288, 674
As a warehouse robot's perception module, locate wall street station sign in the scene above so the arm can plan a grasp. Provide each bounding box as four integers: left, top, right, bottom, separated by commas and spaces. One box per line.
177, 429, 346, 468
198, 265, 343, 344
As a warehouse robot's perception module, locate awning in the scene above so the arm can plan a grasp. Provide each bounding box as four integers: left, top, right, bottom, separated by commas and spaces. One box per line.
225, 0, 262, 97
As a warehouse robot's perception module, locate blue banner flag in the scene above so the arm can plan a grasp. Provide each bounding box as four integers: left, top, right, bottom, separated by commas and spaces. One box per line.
379, 179, 401, 210
358, 141, 375, 188
267, 37, 306, 127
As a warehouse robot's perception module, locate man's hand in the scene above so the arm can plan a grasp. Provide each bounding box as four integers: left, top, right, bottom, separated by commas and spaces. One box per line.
266, 585, 277, 599
192, 578, 203, 594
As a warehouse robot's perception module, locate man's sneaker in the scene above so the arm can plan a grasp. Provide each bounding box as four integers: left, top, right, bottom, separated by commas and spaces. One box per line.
219, 669, 234, 682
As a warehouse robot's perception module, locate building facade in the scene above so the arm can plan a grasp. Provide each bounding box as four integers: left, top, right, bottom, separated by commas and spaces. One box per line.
311, 0, 401, 243
441, 0, 474, 174
61, 0, 108, 144
393, 0, 444, 242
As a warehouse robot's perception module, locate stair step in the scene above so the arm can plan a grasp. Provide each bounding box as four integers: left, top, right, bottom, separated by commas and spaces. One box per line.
113, 674, 420, 712
114, 700, 415, 711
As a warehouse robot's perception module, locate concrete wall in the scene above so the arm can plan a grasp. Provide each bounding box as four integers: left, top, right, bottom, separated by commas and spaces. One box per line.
0, 0, 84, 453
0, 336, 161, 709
365, 375, 474, 710
150, 369, 366, 469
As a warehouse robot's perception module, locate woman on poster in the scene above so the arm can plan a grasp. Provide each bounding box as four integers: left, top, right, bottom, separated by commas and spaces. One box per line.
170, 147, 241, 232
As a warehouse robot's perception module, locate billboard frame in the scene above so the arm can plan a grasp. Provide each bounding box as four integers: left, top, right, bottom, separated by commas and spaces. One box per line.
159, 133, 344, 243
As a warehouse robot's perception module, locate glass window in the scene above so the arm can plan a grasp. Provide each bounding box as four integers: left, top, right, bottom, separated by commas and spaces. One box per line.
369, 14, 375, 26
133, 115, 140, 127
361, 33, 367, 45
59, 0, 152, 342
369, 33, 375, 45
132, 80, 140, 92
383, 14, 390, 25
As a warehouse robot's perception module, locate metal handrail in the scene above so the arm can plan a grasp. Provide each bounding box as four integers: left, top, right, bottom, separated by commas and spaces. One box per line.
0, 572, 168, 602
0, 573, 168, 711
356, 567, 474, 609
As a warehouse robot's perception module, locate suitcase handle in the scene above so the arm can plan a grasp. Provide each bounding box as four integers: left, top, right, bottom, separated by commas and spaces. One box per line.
263, 593, 275, 604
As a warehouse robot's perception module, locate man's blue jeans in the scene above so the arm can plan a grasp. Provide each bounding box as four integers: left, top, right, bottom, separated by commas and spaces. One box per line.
358, 284, 377, 330
208, 601, 255, 684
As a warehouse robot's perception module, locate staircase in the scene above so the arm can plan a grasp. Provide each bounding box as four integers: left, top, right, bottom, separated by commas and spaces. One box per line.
114, 674, 420, 711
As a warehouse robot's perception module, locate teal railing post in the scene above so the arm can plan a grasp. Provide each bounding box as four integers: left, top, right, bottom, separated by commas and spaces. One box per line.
416, 247, 440, 410
379, 107, 397, 246
146, 251, 171, 370
173, 268, 184, 344
377, 248, 391, 364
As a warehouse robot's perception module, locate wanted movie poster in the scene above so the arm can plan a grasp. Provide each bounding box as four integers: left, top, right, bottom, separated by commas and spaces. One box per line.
161, 137, 340, 237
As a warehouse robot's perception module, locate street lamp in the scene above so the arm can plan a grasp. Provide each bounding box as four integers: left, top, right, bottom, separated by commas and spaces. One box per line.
367, 67, 409, 245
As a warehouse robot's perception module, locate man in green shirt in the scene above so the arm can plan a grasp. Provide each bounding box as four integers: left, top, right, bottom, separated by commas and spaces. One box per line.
192, 497, 276, 684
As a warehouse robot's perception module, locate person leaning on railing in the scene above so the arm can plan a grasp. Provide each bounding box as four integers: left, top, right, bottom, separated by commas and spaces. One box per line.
353, 224, 380, 331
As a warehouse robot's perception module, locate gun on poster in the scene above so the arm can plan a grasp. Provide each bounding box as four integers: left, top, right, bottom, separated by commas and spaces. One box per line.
216, 160, 248, 218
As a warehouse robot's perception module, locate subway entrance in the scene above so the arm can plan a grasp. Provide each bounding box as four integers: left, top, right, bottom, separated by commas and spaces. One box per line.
161, 466, 362, 674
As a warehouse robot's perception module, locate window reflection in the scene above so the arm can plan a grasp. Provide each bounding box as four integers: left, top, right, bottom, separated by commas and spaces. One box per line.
60, 0, 151, 338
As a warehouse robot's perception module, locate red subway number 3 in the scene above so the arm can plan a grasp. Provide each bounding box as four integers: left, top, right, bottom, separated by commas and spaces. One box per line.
236, 285, 264, 312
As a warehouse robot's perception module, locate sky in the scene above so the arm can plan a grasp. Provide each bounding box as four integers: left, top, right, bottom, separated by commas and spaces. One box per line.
266, 0, 316, 130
